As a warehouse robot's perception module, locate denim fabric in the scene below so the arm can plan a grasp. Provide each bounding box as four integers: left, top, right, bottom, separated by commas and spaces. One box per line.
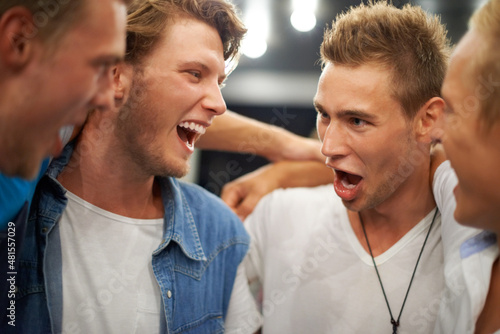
7, 144, 249, 334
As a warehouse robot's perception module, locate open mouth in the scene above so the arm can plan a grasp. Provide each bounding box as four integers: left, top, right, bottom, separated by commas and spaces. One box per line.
335, 170, 363, 189
333, 169, 363, 201
177, 121, 207, 149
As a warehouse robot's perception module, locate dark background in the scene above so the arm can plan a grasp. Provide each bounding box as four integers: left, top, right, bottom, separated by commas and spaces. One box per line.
196, 0, 483, 195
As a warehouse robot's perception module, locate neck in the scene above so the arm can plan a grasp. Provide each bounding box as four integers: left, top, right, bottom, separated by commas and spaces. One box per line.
58, 123, 164, 219
350, 163, 436, 256
0, 81, 23, 172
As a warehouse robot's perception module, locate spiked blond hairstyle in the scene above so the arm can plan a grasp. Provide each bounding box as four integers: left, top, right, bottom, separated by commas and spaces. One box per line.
320, 1, 451, 119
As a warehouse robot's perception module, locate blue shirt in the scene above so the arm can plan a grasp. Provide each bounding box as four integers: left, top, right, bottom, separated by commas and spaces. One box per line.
0, 159, 50, 231
7, 144, 250, 333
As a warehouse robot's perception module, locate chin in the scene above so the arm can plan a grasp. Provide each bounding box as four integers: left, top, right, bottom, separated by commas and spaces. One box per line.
161, 162, 190, 179
453, 206, 480, 228
12, 157, 41, 180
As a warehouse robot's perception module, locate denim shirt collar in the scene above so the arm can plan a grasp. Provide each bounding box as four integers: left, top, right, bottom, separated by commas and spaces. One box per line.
155, 177, 207, 262
48, 142, 207, 262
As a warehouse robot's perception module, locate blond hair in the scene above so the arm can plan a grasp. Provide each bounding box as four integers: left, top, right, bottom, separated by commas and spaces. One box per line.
320, 1, 451, 119
125, 0, 246, 64
469, 0, 500, 126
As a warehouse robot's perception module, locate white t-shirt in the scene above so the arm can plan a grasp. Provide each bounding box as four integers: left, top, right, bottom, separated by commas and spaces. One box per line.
432, 161, 499, 334
59, 191, 261, 334
244, 184, 444, 334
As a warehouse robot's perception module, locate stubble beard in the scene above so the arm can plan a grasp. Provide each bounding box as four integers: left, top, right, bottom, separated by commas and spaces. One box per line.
116, 73, 190, 179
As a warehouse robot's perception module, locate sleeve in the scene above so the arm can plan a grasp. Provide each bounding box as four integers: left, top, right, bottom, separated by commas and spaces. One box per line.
224, 260, 263, 334
243, 201, 267, 285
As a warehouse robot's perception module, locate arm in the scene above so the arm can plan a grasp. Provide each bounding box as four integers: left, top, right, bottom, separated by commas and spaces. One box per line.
221, 160, 332, 220
197, 110, 323, 163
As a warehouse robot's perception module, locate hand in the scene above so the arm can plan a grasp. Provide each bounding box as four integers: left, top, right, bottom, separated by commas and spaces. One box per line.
221, 164, 281, 221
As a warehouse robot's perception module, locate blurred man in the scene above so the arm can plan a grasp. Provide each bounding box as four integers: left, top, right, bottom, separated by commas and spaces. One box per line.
0, 0, 128, 327
13, 0, 261, 333
433, 0, 500, 332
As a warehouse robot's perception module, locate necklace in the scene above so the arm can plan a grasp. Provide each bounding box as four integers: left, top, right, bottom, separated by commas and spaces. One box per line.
359, 208, 439, 334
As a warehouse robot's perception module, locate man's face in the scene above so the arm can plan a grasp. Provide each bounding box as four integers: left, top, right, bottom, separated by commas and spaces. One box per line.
10, 0, 127, 178
117, 16, 226, 178
441, 29, 500, 231
315, 63, 421, 212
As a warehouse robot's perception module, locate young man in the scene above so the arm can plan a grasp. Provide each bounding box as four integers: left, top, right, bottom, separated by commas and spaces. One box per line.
0, 0, 128, 325
0, 0, 127, 179
434, 0, 500, 332
13, 0, 260, 333
242, 3, 450, 333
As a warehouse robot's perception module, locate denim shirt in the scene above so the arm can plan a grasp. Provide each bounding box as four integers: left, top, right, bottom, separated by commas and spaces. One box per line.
10, 144, 250, 334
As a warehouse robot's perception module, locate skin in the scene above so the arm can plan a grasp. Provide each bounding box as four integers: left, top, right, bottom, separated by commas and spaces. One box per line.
314, 62, 440, 255
440, 28, 500, 334
0, 0, 127, 178
59, 16, 227, 219
441, 29, 500, 234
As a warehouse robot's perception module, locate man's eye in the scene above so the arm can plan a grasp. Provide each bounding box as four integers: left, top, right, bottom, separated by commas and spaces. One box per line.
97, 62, 112, 75
190, 71, 201, 78
351, 118, 367, 127
317, 110, 329, 120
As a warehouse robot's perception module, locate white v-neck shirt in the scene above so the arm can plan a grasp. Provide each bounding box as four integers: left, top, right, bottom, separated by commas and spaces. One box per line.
244, 184, 444, 334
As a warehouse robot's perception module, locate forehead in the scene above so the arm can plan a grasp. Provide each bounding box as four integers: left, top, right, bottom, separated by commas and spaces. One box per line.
315, 62, 398, 111
442, 30, 482, 101
54, 0, 126, 54
147, 16, 225, 71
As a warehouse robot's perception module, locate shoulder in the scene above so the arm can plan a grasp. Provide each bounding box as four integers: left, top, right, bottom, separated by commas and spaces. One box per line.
244, 184, 343, 238
175, 179, 249, 243
252, 184, 340, 217
177, 180, 240, 221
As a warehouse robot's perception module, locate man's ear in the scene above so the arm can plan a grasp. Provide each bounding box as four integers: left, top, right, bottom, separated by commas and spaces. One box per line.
415, 97, 445, 144
113, 62, 133, 103
0, 7, 39, 71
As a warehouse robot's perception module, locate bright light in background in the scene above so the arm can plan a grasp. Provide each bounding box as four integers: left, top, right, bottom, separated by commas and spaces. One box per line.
242, 0, 270, 59
291, 0, 318, 32
242, 37, 268, 59
290, 10, 317, 32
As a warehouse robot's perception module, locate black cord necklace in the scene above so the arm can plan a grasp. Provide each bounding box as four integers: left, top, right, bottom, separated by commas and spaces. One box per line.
359, 208, 439, 334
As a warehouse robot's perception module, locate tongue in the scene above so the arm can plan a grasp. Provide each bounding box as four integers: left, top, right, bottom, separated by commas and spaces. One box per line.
334, 171, 362, 201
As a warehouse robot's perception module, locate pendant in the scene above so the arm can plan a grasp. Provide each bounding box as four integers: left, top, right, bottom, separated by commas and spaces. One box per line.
391, 319, 399, 334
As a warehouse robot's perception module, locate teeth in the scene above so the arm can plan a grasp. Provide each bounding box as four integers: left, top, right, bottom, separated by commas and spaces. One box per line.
179, 121, 206, 135
341, 178, 356, 189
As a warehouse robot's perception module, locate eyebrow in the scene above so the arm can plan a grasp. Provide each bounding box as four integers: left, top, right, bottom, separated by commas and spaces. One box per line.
314, 102, 377, 121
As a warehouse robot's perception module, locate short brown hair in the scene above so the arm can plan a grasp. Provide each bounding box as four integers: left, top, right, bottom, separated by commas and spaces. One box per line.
320, 1, 451, 119
0, 0, 132, 46
125, 0, 246, 65
469, 0, 500, 126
